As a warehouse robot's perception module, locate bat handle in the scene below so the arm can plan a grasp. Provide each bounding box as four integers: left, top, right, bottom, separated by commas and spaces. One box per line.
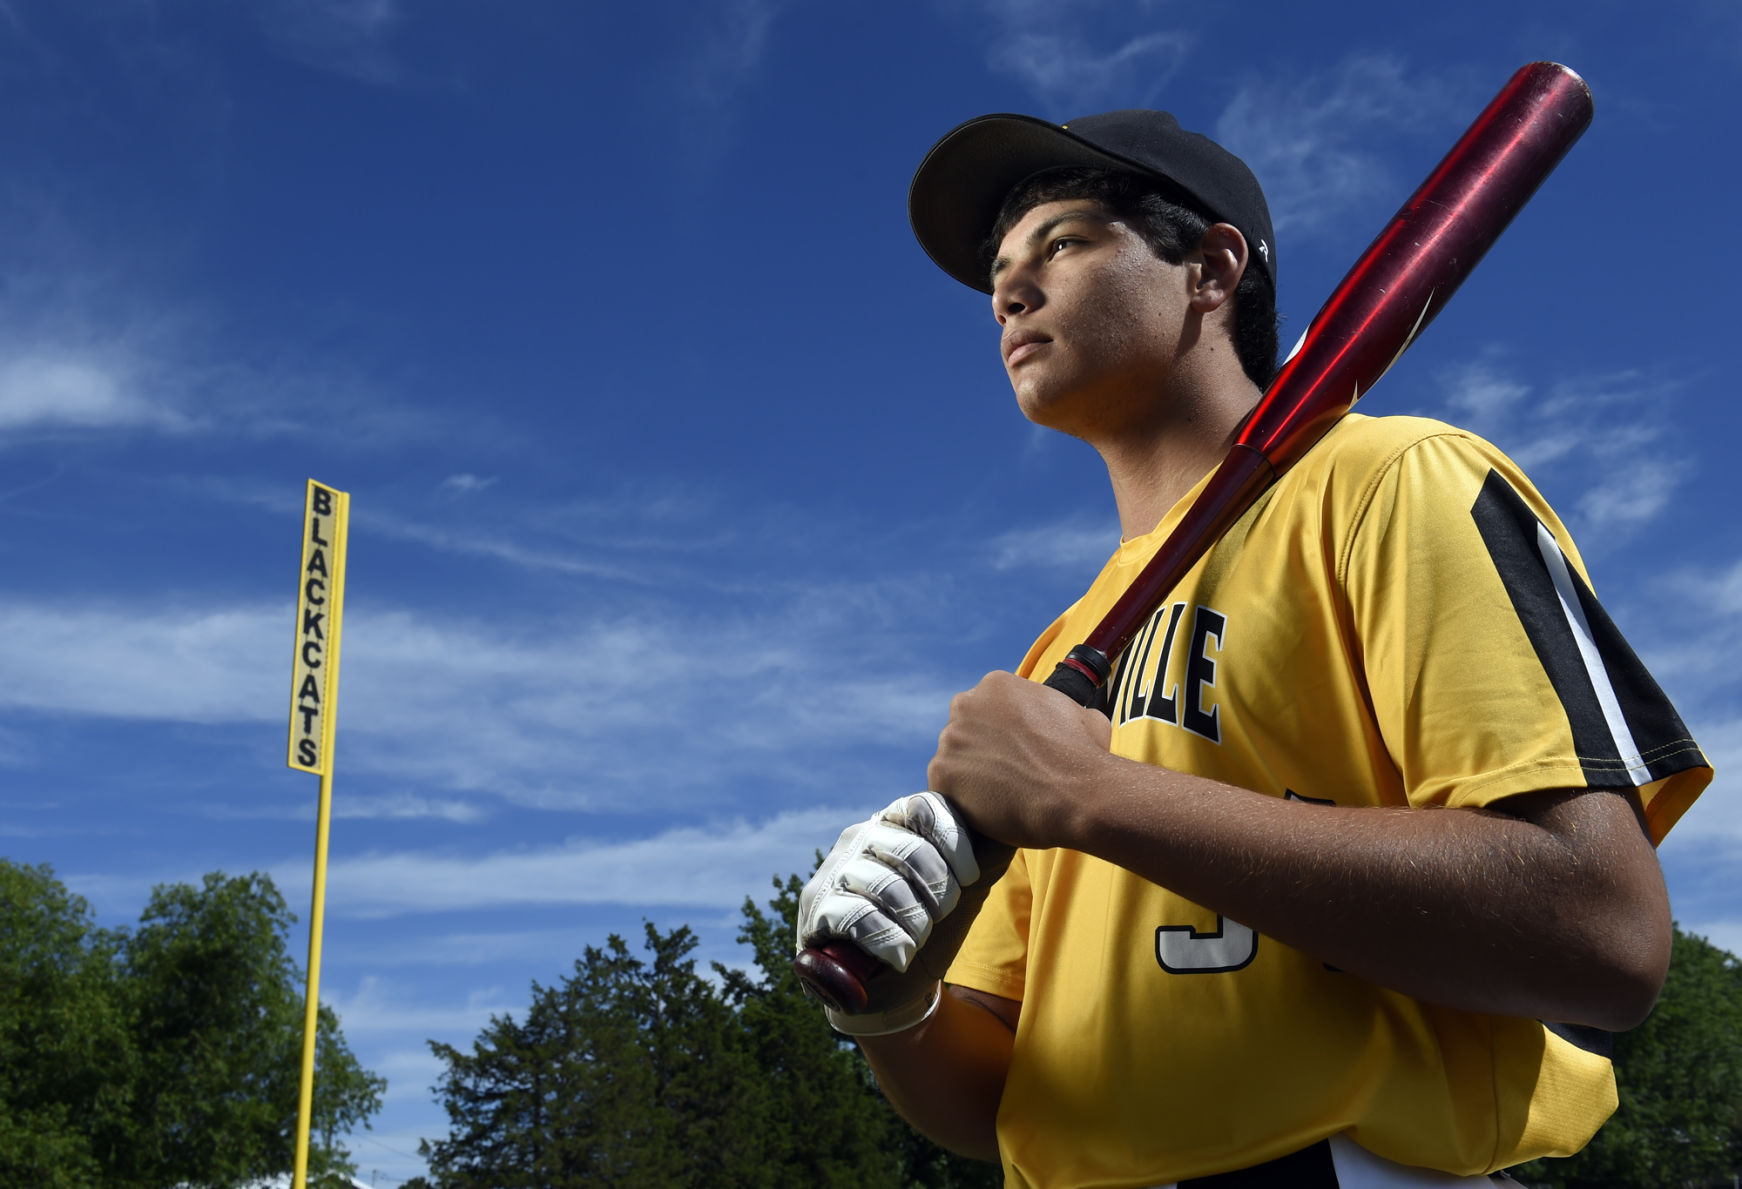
792, 939, 881, 1013
1044, 644, 1113, 710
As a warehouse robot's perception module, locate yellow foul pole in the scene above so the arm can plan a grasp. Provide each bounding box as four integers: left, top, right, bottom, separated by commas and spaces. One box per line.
286, 480, 350, 1189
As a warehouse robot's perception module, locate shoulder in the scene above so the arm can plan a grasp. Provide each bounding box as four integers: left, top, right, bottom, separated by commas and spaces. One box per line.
1291, 412, 1500, 477
1281, 412, 1535, 516
1262, 412, 1577, 577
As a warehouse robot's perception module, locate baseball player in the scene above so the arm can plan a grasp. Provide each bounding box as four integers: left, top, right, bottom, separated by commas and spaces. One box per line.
795, 109, 1712, 1187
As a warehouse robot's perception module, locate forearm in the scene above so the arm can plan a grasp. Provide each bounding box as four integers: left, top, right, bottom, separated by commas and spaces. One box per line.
856, 985, 1015, 1162
1057, 753, 1669, 1029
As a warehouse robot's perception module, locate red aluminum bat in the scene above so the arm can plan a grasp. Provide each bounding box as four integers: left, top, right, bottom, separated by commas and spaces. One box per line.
796, 61, 1595, 1014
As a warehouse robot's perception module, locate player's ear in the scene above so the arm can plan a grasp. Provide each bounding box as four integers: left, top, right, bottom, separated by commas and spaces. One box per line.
1191, 223, 1248, 315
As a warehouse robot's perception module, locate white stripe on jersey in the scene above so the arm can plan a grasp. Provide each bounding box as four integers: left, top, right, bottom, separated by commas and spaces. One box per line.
1328, 1135, 1503, 1186
1534, 521, 1652, 785
1145, 1135, 1505, 1187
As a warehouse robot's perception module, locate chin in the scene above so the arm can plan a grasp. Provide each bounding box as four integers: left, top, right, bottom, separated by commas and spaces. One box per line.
1015, 387, 1089, 435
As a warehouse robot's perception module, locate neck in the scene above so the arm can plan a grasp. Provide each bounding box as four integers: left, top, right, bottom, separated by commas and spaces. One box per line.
1096, 372, 1261, 541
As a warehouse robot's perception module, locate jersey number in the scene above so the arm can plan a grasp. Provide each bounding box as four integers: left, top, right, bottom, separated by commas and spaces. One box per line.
1155, 917, 1257, 973
1154, 792, 1329, 974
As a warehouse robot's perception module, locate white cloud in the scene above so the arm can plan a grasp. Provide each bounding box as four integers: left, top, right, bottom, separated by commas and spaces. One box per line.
1410, 357, 1690, 547
298, 806, 858, 918
438, 473, 497, 498
0, 258, 440, 450
1215, 56, 1458, 234
987, 31, 1190, 116
253, 0, 402, 84
366, 1046, 447, 1104
357, 508, 644, 581
0, 354, 190, 433
203, 793, 489, 824
350, 927, 607, 968
0, 578, 959, 811
1438, 358, 1532, 426
689, 0, 780, 103
1575, 461, 1679, 536
1682, 559, 1742, 617
328, 974, 518, 1036
987, 515, 1117, 573
0, 602, 285, 722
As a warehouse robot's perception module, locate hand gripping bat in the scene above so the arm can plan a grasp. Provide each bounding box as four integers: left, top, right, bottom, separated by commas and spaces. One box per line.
795, 61, 1596, 1014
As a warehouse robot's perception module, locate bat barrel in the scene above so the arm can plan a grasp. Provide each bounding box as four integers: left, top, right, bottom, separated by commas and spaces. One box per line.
1243, 62, 1593, 473
1081, 62, 1593, 674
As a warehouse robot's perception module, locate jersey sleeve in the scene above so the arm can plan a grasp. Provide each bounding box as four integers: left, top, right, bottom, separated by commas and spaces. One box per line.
944, 843, 1033, 1001
1339, 430, 1710, 841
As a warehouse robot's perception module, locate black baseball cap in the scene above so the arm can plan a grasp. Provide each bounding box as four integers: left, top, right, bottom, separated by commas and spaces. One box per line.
908, 109, 1276, 294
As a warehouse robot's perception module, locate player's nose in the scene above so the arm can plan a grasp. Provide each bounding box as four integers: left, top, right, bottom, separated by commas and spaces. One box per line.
992, 268, 1041, 325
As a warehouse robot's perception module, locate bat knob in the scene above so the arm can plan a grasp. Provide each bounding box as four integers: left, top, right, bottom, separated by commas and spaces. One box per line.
792, 940, 880, 1014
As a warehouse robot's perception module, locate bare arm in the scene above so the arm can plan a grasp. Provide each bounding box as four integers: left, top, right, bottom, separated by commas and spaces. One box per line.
856, 984, 1019, 1161
928, 671, 1672, 1031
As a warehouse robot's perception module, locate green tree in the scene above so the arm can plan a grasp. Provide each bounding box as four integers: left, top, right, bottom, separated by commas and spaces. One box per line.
0, 861, 385, 1188
421, 921, 769, 1186
0, 862, 134, 1188
417, 874, 1001, 1188
1517, 924, 1742, 1188
118, 871, 386, 1188
721, 872, 999, 1189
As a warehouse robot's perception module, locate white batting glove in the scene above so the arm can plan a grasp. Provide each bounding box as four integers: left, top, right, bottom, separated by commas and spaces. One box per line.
796, 791, 992, 1036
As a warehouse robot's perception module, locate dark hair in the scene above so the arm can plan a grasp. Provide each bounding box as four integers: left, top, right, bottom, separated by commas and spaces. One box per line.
986, 167, 1279, 389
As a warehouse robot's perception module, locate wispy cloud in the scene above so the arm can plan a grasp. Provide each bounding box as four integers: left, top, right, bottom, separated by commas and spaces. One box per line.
687, 0, 780, 104
296, 806, 858, 918
252, 0, 403, 85
986, 515, 1117, 573
0, 575, 959, 811
357, 508, 646, 582
439, 473, 497, 498
1419, 355, 1690, 545
0, 259, 438, 450
365, 1046, 446, 1105
1216, 56, 1460, 234
0, 601, 285, 723
0, 353, 191, 433
987, 30, 1190, 117
1681, 559, 1742, 617
328, 975, 518, 1036
349, 927, 608, 968
203, 793, 489, 824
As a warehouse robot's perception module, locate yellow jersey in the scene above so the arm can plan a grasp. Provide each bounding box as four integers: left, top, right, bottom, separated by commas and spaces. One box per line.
946, 414, 1711, 1188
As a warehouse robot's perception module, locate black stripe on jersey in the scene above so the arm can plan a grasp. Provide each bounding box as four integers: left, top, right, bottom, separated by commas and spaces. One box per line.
1543, 1019, 1613, 1059
1561, 552, 1704, 784
1179, 1138, 1337, 1187
1470, 470, 1704, 789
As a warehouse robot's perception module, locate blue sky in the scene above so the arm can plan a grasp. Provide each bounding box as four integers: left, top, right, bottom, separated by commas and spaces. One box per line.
2, 1, 1738, 1182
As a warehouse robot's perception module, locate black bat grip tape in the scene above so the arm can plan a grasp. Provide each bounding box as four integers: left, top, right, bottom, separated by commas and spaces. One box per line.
1044, 644, 1112, 712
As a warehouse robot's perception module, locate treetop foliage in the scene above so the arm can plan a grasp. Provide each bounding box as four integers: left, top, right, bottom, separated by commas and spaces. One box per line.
413, 873, 1000, 1189
0, 860, 385, 1189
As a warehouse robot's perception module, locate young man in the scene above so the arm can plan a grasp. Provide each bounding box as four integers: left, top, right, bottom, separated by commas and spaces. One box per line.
795, 109, 1712, 1187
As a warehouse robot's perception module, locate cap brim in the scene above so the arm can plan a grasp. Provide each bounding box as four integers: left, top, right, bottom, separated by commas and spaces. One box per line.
908, 114, 1153, 295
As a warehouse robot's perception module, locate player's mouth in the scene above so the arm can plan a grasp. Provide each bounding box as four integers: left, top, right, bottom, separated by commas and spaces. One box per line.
1003, 331, 1052, 366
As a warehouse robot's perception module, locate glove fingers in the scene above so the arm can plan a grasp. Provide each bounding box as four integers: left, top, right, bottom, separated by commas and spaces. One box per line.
857, 822, 960, 918
880, 791, 980, 886
806, 879, 923, 973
